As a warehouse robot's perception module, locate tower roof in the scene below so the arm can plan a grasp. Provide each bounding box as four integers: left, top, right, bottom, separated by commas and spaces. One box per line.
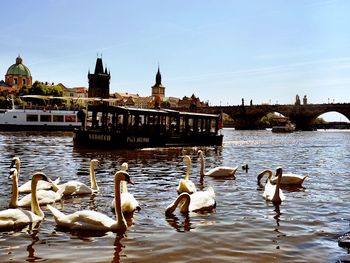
94, 57, 104, 74
6, 56, 31, 77
155, 66, 162, 86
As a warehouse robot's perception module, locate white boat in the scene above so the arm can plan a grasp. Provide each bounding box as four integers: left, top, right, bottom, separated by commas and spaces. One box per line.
0, 96, 82, 131
272, 121, 295, 133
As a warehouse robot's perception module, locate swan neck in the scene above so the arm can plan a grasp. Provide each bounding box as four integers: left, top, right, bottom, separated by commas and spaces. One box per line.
31, 178, 44, 218
9, 172, 19, 208
16, 161, 20, 176
90, 164, 99, 191
121, 181, 128, 193
257, 170, 272, 185
272, 171, 282, 204
199, 152, 205, 176
114, 174, 127, 228
166, 193, 190, 214
185, 161, 191, 180
179, 194, 191, 213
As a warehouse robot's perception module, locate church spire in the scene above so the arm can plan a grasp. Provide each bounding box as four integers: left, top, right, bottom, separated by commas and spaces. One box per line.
155, 65, 162, 86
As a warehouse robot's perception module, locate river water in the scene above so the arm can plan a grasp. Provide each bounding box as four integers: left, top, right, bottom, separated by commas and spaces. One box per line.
0, 128, 349, 262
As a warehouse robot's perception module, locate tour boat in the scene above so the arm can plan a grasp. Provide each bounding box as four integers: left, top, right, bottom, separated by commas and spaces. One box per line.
272, 121, 296, 133
0, 96, 81, 131
73, 104, 223, 149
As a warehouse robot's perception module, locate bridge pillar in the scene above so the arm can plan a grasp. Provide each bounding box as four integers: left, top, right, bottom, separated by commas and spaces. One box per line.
289, 112, 315, 131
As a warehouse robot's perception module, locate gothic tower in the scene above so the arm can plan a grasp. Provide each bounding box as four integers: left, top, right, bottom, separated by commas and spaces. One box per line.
88, 57, 110, 98
151, 66, 165, 100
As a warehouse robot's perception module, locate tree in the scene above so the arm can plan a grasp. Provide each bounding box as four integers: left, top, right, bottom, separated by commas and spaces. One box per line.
29, 81, 46, 95
27, 81, 64, 96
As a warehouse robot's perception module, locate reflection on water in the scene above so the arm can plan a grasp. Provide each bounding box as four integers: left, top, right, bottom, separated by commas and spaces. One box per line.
165, 213, 192, 232
26, 228, 41, 262
0, 130, 350, 262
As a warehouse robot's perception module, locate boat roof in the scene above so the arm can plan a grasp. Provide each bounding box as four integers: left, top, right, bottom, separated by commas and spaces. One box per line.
88, 104, 169, 115
88, 104, 219, 118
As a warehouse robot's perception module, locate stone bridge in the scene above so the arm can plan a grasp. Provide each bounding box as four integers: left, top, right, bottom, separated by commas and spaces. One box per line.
175, 103, 350, 130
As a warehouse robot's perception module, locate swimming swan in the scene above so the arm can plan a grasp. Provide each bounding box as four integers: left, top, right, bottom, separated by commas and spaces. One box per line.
47, 170, 134, 231
165, 186, 216, 215
257, 169, 307, 186
111, 162, 140, 213
176, 155, 197, 194
198, 150, 238, 178
10, 157, 60, 193
262, 167, 285, 205
58, 159, 100, 195
0, 172, 49, 229
8, 168, 62, 208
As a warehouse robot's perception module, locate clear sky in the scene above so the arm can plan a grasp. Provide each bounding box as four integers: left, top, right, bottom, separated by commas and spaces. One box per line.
1, 0, 349, 120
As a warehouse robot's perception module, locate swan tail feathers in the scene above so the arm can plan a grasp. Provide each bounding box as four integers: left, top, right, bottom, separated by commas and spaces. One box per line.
47, 205, 67, 222
53, 177, 61, 185
232, 166, 239, 175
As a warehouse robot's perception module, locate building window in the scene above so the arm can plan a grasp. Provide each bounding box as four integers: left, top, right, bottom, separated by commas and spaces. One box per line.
14, 78, 18, 85
22, 79, 26, 85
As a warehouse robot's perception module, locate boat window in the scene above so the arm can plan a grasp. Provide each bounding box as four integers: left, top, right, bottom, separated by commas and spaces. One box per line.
198, 119, 202, 132
53, 115, 64, 122
210, 119, 217, 132
65, 115, 77, 122
27, 114, 38, 122
179, 116, 185, 132
40, 115, 52, 122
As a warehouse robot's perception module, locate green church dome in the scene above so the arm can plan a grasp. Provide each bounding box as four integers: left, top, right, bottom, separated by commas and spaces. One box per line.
6, 56, 31, 77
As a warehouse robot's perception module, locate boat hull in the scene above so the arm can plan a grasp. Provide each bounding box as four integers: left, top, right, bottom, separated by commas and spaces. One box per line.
0, 109, 80, 131
73, 129, 223, 149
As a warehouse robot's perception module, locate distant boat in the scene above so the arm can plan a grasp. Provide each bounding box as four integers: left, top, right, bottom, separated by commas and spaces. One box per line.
272, 121, 295, 133
0, 95, 82, 131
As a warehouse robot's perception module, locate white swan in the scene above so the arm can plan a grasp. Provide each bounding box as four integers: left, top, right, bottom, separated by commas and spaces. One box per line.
8, 168, 62, 208
165, 186, 216, 215
262, 167, 285, 205
0, 172, 49, 229
47, 170, 134, 231
58, 159, 100, 195
257, 169, 307, 186
198, 150, 238, 178
10, 157, 60, 193
111, 162, 140, 213
176, 155, 197, 194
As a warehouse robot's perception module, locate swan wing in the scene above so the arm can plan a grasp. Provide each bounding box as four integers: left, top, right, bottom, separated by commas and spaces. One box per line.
281, 173, 306, 185
177, 179, 197, 194
263, 180, 285, 202
189, 187, 216, 212
18, 181, 32, 193
206, 166, 238, 177
59, 181, 92, 195
271, 173, 307, 185
47, 205, 115, 230
18, 190, 61, 207
111, 193, 140, 213
18, 177, 61, 193
121, 193, 140, 213
0, 209, 42, 229
262, 180, 275, 201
